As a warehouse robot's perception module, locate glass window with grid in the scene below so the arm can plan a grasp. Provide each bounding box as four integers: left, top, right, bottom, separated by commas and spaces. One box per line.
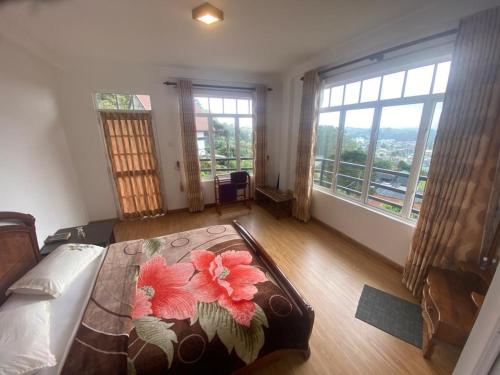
194, 96, 253, 178
314, 60, 451, 220
96, 93, 152, 110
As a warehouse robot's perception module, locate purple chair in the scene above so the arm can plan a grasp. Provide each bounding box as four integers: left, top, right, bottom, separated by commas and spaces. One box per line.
214, 171, 251, 214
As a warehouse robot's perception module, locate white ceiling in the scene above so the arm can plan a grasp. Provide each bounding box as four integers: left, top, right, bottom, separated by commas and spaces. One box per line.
0, 0, 497, 74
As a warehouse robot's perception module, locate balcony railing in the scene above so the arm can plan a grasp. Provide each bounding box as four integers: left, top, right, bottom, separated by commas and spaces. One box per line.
200, 157, 253, 174
314, 157, 427, 216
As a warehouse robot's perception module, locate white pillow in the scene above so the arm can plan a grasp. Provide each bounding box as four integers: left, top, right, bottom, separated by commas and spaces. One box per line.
7, 243, 104, 298
0, 301, 56, 375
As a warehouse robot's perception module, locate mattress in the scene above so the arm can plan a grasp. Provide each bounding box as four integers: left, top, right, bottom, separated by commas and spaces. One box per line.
0, 251, 105, 375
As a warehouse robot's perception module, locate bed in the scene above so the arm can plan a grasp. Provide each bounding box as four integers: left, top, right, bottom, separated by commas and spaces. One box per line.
0, 212, 314, 374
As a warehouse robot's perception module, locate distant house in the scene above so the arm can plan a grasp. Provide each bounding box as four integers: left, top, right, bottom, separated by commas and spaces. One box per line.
133, 95, 151, 110
195, 101, 210, 157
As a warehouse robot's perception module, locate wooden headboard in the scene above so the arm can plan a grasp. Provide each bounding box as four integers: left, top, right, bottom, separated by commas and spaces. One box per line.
0, 212, 41, 305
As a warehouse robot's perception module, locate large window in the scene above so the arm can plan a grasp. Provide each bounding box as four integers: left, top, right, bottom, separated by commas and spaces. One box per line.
194, 96, 253, 178
314, 60, 451, 220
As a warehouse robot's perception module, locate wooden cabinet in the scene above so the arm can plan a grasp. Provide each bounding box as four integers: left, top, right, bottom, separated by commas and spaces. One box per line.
40, 220, 116, 256
421, 266, 490, 359
255, 186, 293, 219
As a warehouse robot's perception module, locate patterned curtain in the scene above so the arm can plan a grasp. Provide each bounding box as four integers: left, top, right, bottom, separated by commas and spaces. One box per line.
481, 155, 500, 259
253, 85, 267, 190
101, 111, 164, 219
292, 70, 321, 222
177, 79, 205, 212
403, 6, 500, 296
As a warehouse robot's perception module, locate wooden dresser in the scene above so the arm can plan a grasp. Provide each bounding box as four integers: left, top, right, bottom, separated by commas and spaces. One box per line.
421, 265, 492, 358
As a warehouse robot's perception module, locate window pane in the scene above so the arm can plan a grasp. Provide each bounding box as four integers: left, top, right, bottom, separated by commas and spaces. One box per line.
96, 93, 117, 110
132, 96, 144, 110
237, 99, 250, 114
314, 111, 340, 188
96, 93, 152, 111
344, 81, 361, 105
132, 95, 151, 110
213, 117, 236, 175
360, 77, 381, 103
330, 86, 344, 107
380, 71, 405, 100
321, 88, 330, 108
336, 108, 374, 199
194, 97, 209, 113
404, 64, 434, 97
239, 117, 253, 173
433, 61, 451, 94
209, 98, 223, 114
411, 101, 443, 218
196, 116, 212, 178
116, 94, 134, 110
367, 103, 424, 214
223, 98, 237, 114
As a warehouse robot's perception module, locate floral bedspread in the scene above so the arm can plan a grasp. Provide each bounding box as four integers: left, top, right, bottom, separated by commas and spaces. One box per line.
61, 240, 143, 374
127, 224, 311, 374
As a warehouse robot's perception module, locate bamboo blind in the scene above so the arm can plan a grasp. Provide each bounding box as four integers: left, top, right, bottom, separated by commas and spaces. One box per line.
100, 111, 164, 218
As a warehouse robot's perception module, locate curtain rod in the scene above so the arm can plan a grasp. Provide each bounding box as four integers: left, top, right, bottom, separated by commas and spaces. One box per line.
163, 81, 272, 92
302, 28, 458, 80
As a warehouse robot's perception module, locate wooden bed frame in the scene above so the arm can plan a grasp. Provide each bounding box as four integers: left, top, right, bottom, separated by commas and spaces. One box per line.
232, 220, 314, 361
0, 212, 314, 372
0, 212, 41, 305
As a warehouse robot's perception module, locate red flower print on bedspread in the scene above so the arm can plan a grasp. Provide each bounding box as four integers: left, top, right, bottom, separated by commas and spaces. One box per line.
188, 250, 267, 326
131, 289, 153, 319
132, 255, 196, 320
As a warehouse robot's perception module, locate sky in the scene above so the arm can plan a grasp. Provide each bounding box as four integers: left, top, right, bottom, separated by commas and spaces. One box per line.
318, 61, 450, 130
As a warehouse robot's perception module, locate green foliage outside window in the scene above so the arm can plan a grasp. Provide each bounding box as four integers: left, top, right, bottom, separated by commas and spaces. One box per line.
96, 93, 145, 110
315, 126, 338, 160
397, 160, 411, 172
96, 93, 117, 109
382, 203, 402, 213
198, 110, 253, 177
337, 149, 366, 196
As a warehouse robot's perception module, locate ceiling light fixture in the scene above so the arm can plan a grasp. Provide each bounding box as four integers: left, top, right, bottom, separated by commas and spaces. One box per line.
192, 2, 223, 25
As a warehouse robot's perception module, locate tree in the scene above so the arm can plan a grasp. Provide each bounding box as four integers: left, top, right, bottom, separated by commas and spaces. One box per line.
116, 94, 134, 110
96, 93, 116, 109
316, 126, 338, 159
373, 159, 393, 170
397, 160, 411, 172
341, 149, 367, 164
337, 149, 367, 195
382, 203, 402, 213
96, 93, 134, 110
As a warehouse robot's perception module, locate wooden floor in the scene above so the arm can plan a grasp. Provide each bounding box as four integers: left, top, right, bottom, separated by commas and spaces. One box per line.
114, 204, 460, 375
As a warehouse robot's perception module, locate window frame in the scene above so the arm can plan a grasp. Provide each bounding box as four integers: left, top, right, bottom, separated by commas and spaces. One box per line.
194, 93, 254, 179
95, 93, 152, 111
314, 57, 450, 222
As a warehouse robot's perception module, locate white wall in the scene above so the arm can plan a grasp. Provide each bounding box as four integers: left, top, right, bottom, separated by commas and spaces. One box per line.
277, 0, 500, 265
0, 37, 88, 246
58, 62, 282, 221
311, 190, 414, 265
